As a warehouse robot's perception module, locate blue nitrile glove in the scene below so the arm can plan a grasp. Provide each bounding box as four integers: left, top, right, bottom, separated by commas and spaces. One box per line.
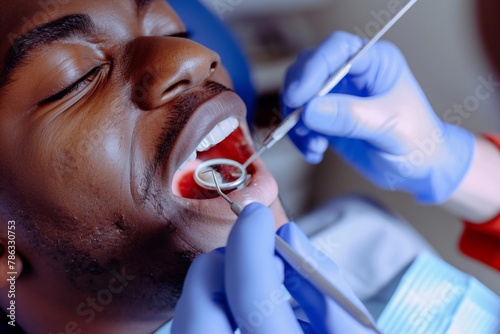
282, 31, 475, 204
172, 203, 377, 334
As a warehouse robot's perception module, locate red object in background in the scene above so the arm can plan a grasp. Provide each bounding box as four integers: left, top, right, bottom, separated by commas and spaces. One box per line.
459, 134, 500, 271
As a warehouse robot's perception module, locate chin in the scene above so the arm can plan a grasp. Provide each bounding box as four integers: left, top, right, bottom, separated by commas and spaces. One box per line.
160, 88, 287, 239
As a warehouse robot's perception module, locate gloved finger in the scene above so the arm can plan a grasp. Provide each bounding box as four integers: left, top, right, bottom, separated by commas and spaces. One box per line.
283, 31, 405, 109
225, 203, 302, 334
288, 120, 329, 164
172, 251, 236, 334
281, 93, 329, 164
278, 222, 377, 334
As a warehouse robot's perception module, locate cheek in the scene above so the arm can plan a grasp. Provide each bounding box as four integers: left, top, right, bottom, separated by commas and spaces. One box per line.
14, 111, 133, 216
53, 129, 123, 181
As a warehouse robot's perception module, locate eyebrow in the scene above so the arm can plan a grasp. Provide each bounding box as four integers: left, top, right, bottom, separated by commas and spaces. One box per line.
0, 14, 96, 88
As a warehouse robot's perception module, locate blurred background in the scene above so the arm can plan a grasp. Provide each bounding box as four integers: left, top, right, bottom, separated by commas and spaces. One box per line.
197, 0, 500, 293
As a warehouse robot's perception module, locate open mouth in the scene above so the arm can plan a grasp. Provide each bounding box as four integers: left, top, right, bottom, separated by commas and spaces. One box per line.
164, 89, 279, 222
172, 118, 255, 199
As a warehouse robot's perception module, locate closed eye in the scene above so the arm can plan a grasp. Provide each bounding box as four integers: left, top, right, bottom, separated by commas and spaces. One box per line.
41, 66, 102, 104
40, 31, 189, 105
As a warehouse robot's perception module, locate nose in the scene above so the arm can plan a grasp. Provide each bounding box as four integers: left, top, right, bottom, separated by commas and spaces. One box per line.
127, 36, 220, 110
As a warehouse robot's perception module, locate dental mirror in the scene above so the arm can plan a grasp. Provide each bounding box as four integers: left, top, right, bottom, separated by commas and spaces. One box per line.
194, 158, 248, 191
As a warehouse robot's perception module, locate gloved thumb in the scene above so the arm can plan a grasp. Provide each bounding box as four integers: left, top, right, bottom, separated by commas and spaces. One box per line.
227, 203, 276, 258
172, 251, 236, 334
303, 93, 386, 142
225, 203, 302, 333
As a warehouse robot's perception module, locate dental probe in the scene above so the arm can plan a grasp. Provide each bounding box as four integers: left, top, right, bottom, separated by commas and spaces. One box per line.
207, 171, 382, 333
242, 0, 419, 169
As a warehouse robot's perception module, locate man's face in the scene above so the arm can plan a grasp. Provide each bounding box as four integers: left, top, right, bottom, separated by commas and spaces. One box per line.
0, 0, 286, 314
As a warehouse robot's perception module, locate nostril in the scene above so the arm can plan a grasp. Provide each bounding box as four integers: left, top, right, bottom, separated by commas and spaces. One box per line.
164, 79, 191, 95
210, 61, 218, 73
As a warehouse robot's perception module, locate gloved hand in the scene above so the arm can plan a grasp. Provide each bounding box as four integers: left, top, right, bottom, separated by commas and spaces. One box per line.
282, 31, 475, 204
172, 203, 377, 334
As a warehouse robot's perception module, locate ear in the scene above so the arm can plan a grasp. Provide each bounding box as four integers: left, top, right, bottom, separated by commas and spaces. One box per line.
0, 232, 23, 288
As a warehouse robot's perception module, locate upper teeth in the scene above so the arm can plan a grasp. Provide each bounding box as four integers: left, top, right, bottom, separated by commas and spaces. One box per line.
178, 117, 239, 171
196, 117, 239, 152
